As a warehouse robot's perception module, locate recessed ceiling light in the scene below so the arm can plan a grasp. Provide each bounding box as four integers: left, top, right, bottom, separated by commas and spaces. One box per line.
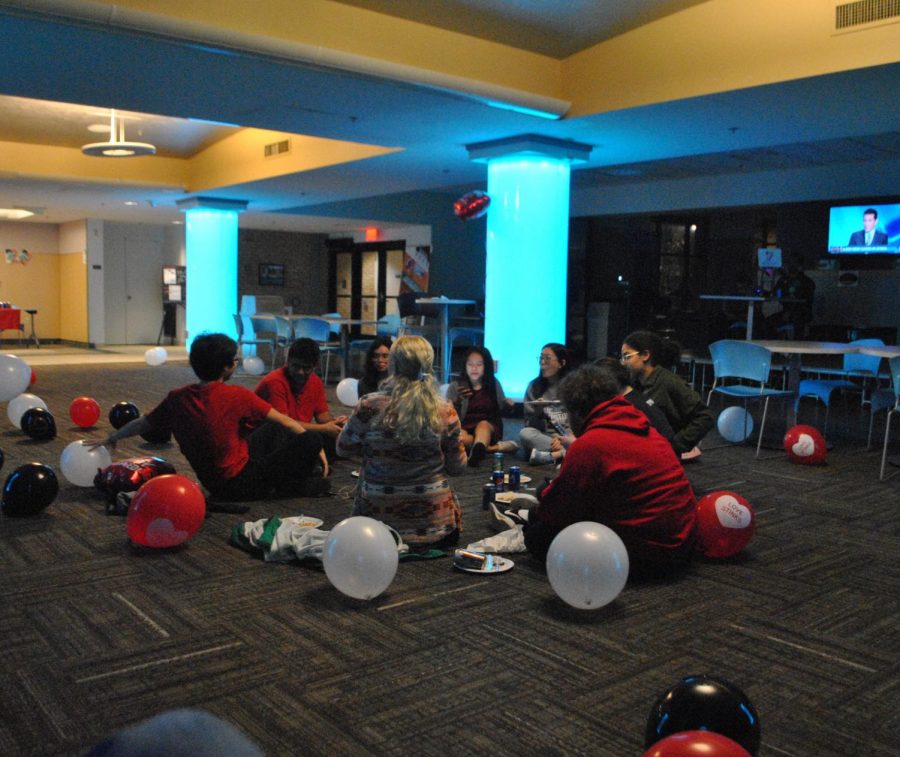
0, 208, 35, 220
123, 200, 138, 206
87, 123, 110, 133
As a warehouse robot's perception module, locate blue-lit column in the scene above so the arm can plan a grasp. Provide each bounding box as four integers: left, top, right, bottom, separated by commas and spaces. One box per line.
468, 136, 591, 397
177, 197, 248, 345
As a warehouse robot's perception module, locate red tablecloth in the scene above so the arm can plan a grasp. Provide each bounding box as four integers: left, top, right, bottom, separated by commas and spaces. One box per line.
0, 309, 21, 330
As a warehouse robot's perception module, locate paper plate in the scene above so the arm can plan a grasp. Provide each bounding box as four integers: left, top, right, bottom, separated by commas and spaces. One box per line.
454, 555, 514, 574
486, 473, 532, 485
351, 469, 360, 477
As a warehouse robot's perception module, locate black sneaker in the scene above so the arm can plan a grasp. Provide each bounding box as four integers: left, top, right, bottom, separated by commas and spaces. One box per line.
468, 441, 487, 467
206, 499, 250, 514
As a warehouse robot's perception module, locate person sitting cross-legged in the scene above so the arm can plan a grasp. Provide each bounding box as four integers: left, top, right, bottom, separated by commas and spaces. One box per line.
90, 333, 328, 505
523, 364, 698, 578
255, 337, 347, 460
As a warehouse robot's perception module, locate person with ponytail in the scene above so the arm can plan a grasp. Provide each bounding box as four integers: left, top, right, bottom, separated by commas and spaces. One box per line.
336, 335, 467, 550
619, 330, 714, 457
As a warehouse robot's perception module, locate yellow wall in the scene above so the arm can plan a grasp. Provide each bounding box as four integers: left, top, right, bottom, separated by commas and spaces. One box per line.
58, 252, 88, 342
0, 253, 60, 341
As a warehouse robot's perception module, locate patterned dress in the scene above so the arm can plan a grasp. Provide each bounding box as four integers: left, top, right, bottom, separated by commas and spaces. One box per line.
336, 391, 467, 549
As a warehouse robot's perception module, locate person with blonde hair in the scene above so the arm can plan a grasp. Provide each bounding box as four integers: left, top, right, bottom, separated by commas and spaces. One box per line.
336, 335, 467, 549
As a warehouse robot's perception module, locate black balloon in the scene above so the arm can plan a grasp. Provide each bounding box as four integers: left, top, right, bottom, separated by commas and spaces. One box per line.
645, 674, 761, 755
20, 407, 57, 441
2, 462, 59, 516
109, 401, 140, 430
140, 426, 172, 444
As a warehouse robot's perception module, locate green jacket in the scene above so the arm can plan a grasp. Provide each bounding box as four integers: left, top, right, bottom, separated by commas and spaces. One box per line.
635, 367, 714, 454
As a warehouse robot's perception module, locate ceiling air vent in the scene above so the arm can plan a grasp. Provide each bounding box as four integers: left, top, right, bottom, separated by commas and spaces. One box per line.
264, 139, 291, 158
834, 0, 900, 30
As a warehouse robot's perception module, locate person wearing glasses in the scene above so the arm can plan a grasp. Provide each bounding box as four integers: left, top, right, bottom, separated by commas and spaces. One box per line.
337, 336, 467, 550
446, 345, 517, 466
519, 343, 574, 466
619, 330, 713, 458
357, 336, 393, 397
91, 332, 328, 507
255, 338, 347, 460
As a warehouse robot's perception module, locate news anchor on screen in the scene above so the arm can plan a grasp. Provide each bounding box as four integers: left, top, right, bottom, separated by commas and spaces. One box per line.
848, 208, 889, 247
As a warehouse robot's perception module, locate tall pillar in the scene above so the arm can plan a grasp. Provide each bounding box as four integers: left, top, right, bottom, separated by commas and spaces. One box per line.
177, 197, 248, 345
467, 136, 591, 397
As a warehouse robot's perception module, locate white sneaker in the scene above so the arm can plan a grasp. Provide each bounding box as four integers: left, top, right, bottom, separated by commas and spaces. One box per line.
529, 448, 554, 465
496, 440, 519, 454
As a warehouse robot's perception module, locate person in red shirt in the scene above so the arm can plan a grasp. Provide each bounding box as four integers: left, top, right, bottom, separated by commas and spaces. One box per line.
92, 333, 328, 504
255, 338, 346, 459
524, 364, 698, 577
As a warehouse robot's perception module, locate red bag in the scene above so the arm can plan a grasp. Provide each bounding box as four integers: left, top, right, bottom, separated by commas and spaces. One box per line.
94, 457, 176, 502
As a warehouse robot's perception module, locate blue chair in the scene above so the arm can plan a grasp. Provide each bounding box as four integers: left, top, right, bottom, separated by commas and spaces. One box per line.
707, 340, 795, 458
795, 339, 884, 434
293, 316, 341, 382
235, 314, 276, 367
869, 355, 900, 480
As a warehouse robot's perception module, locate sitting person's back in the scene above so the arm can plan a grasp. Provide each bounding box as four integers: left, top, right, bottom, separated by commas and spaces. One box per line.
337, 335, 467, 550
524, 365, 697, 576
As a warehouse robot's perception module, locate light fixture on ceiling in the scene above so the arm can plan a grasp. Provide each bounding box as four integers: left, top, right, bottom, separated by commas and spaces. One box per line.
82, 109, 156, 157
0, 207, 42, 220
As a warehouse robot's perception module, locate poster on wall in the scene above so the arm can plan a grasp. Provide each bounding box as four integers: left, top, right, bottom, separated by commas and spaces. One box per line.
162, 266, 186, 303
401, 245, 430, 294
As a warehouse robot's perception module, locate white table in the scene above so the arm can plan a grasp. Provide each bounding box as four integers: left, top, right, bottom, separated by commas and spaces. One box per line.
749, 340, 854, 392
415, 297, 476, 381
700, 295, 765, 340
858, 345, 900, 359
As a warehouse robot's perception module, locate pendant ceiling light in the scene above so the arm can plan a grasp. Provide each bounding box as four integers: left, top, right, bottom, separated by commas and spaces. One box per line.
82, 109, 156, 157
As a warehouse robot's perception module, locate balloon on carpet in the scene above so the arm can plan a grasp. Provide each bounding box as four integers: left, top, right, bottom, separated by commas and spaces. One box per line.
695, 490, 755, 558
546, 521, 629, 609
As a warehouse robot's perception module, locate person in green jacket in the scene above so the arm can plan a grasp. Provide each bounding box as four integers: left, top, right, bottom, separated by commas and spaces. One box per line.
620, 330, 714, 457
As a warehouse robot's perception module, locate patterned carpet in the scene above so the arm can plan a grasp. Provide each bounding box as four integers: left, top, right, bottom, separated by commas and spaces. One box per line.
0, 361, 897, 756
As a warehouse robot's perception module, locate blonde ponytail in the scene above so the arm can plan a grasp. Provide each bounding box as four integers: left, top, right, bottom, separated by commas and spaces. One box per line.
380, 336, 444, 443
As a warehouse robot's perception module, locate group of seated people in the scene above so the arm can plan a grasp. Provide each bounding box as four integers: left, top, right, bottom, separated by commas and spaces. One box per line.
95, 325, 715, 576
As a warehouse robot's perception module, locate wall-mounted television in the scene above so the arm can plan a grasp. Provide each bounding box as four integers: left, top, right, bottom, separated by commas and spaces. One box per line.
828, 203, 900, 255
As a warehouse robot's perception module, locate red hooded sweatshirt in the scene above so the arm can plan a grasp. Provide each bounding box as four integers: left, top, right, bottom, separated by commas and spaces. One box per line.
535, 396, 697, 567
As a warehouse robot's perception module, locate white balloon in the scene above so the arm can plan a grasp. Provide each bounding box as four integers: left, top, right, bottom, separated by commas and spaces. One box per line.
242, 356, 265, 376
336, 377, 359, 407
546, 522, 629, 610
0, 354, 31, 402
60, 440, 112, 487
323, 516, 399, 600
7, 392, 47, 427
144, 347, 168, 367
717, 406, 754, 443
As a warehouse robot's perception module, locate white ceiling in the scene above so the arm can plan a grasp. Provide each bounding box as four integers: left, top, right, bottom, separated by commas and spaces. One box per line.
0, 2, 897, 232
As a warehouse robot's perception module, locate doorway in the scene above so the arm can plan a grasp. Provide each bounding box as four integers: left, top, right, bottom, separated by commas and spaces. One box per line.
331, 240, 405, 335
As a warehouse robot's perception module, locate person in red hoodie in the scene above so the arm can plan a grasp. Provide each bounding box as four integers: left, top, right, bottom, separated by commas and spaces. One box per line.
524, 364, 698, 576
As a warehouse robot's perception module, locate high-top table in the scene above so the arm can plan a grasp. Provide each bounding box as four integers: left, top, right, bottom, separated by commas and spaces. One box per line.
700, 295, 765, 340
415, 297, 476, 381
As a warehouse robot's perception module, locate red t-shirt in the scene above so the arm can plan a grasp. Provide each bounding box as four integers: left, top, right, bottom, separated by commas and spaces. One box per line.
255, 368, 328, 423
145, 382, 271, 492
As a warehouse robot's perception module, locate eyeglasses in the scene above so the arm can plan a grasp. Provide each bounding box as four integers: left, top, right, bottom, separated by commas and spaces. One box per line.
538, 355, 558, 363
619, 351, 640, 362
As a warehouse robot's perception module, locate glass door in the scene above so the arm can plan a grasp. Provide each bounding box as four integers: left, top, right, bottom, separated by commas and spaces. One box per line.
330, 241, 406, 335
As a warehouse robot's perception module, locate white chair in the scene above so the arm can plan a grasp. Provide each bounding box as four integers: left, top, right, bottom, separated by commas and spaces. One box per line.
293, 316, 341, 382
249, 314, 292, 370
234, 314, 275, 364
707, 339, 795, 458
870, 355, 900, 481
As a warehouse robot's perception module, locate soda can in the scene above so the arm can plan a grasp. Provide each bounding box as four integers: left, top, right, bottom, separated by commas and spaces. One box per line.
491, 469, 506, 492
482, 483, 497, 510
508, 466, 521, 492
492, 452, 505, 473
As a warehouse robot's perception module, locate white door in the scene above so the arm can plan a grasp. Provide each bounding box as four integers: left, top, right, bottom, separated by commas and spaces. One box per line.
124, 237, 164, 344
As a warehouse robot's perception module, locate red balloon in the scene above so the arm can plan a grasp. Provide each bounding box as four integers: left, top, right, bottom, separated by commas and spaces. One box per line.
643, 730, 751, 757
127, 474, 206, 548
29, 369, 36, 386
453, 190, 490, 220
783, 424, 827, 465
69, 396, 101, 428
696, 490, 755, 558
